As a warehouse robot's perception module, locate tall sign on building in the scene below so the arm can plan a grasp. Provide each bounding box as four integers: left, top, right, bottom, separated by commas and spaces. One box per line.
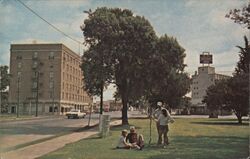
200, 51, 213, 65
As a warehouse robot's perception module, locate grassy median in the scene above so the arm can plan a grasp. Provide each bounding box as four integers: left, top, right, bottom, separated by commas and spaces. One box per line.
39, 118, 249, 159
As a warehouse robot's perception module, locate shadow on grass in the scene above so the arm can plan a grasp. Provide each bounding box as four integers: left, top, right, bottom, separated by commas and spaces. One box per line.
110, 124, 143, 132
146, 135, 248, 159
191, 121, 248, 126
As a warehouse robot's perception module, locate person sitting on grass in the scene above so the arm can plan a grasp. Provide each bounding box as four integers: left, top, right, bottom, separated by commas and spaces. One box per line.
116, 129, 132, 149
126, 126, 144, 150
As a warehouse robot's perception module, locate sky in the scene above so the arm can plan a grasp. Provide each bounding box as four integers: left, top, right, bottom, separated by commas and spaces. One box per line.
0, 0, 248, 100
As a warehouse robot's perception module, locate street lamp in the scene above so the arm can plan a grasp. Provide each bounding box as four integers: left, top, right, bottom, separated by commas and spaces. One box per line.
17, 76, 20, 118
35, 71, 39, 117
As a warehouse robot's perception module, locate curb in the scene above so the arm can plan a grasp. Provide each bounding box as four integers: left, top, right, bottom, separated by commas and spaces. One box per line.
0, 115, 63, 123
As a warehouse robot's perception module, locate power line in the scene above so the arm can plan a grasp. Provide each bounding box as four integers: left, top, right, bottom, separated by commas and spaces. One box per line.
16, 0, 83, 46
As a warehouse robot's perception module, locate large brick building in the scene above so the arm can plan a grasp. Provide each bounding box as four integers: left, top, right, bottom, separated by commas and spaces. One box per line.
9, 43, 92, 115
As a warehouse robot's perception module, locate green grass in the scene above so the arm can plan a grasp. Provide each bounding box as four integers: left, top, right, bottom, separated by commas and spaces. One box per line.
39, 118, 249, 159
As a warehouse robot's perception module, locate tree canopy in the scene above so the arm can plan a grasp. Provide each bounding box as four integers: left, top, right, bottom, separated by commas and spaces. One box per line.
81, 7, 190, 124
226, 3, 250, 29
0, 65, 10, 91
203, 36, 249, 123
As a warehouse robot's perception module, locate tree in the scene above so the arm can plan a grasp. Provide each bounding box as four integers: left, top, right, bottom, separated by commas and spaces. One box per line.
228, 35, 249, 123
235, 36, 249, 75
145, 35, 190, 108
203, 36, 249, 123
81, 7, 157, 125
0, 65, 10, 91
203, 80, 228, 117
0, 65, 10, 113
226, 3, 250, 29
226, 74, 248, 124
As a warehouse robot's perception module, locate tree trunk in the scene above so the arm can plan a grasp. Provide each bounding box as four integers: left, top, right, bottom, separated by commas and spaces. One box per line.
121, 94, 129, 125
236, 113, 242, 124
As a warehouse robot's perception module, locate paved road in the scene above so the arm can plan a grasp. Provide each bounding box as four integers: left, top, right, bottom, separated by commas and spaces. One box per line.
0, 111, 134, 151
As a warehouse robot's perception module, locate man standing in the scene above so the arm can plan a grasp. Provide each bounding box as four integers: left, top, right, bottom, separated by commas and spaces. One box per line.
152, 102, 163, 136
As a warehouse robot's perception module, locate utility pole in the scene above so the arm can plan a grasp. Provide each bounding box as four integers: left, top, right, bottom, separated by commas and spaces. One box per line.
100, 83, 103, 115
35, 72, 39, 117
17, 76, 20, 118
52, 80, 55, 115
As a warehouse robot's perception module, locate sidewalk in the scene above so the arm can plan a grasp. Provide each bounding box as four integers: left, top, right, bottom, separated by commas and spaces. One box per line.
0, 120, 121, 159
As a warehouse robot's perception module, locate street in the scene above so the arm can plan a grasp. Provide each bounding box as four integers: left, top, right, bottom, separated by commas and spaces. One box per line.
0, 111, 125, 152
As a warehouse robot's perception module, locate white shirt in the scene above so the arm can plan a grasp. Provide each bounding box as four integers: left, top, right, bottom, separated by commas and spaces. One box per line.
157, 114, 174, 126
153, 108, 162, 119
117, 136, 126, 148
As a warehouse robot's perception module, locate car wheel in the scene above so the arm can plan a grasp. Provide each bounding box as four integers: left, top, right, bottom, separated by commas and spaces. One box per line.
67, 116, 70, 119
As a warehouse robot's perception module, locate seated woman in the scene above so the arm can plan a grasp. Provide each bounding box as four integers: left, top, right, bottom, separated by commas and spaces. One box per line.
126, 126, 144, 150
116, 129, 132, 149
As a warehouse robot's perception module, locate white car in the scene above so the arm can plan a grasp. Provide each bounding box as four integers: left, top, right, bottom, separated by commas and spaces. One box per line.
66, 109, 86, 119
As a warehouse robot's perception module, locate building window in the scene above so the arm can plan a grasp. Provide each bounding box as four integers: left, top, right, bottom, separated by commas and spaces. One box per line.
49, 71, 54, 79
49, 52, 54, 59
32, 91, 37, 98
32, 81, 37, 88
33, 52, 38, 59
33, 61, 38, 68
16, 55, 22, 60
17, 71, 22, 78
49, 106, 53, 112
49, 81, 54, 89
18, 62, 22, 68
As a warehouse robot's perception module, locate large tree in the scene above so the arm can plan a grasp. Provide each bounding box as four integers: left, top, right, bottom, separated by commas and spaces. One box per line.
145, 35, 190, 108
0, 65, 10, 113
203, 36, 249, 123
81, 7, 157, 124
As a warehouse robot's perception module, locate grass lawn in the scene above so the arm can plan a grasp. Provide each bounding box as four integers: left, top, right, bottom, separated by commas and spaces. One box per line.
39, 118, 249, 159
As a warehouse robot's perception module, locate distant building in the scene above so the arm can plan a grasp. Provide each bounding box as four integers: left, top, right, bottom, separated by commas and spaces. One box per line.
9, 43, 92, 115
190, 66, 230, 114
190, 52, 230, 114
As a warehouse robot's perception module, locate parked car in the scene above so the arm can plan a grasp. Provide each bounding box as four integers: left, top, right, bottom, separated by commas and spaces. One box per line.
66, 109, 86, 119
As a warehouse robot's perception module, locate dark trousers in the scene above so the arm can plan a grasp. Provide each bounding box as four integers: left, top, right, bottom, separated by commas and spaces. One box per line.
157, 125, 169, 145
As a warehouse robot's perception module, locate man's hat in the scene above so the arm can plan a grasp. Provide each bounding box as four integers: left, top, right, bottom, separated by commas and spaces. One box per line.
157, 102, 162, 106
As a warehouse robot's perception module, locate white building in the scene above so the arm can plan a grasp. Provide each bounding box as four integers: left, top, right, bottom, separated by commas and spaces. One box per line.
190, 66, 230, 114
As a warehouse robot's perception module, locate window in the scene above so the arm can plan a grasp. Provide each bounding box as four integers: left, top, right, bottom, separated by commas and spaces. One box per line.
33, 52, 38, 59
32, 81, 37, 88
32, 92, 37, 98
18, 62, 22, 68
49, 71, 54, 79
49, 106, 53, 112
49, 81, 54, 89
17, 71, 22, 78
16, 55, 22, 60
32, 72, 38, 78
33, 61, 38, 68
49, 52, 54, 59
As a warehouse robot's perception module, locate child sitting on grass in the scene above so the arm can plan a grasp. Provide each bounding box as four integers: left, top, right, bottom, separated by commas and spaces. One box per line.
116, 129, 132, 149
